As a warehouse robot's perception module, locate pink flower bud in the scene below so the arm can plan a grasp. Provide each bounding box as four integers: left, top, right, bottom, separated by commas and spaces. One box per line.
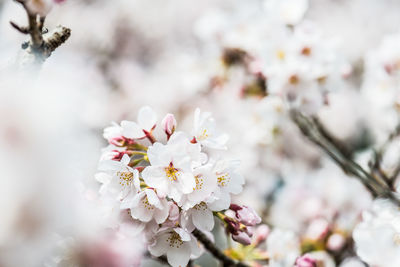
326, 233, 346, 251
305, 218, 329, 240
161, 113, 176, 137
295, 254, 317, 267
232, 231, 252, 246
253, 224, 270, 244
230, 204, 261, 226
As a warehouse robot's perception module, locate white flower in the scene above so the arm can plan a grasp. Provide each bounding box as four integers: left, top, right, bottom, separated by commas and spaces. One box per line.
264, 0, 309, 25
142, 132, 203, 202
103, 122, 123, 142
148, 228, 202, 267
353, 199, 400, 267
192, 108, 229, 149
178, 164, 218, 210
121, 106, 157, 139
97, 154, 140, 200
267, 229, 300, 267
180, 202, 215, 232
208, 159, 245, 211
121, 188, 169, 224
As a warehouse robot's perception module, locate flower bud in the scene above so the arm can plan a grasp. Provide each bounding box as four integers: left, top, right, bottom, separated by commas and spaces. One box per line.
230, 204, 261, 226
295, 254, 317, 267
326, 233, 346, 251
161, 113, 177, 137
232, 231, 252, 246
253, 224, 270, 244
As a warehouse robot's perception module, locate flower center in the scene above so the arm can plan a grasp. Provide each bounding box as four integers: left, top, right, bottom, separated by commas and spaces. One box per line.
142, 195, 155, 210
193, 202, 207, 211
167, 232, 184, 248
117, 171, 133, 187
193, 174, 204, 191
165, 162, 180, 181
217, 173, 230, 187
198, 129, 209, 141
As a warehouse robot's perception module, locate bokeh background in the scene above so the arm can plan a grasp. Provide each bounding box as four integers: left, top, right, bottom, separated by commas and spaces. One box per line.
1, 0, 400, 266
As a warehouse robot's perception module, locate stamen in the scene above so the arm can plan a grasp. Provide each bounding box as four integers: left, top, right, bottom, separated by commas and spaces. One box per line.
193, 174, 204, 191
117, 171, 133, 187
165, 162, 180, 181
217, 173, 230, 187
166, 232, 184, 248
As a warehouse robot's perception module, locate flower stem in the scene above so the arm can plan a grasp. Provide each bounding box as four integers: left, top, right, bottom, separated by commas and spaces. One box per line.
192, 229, 249, 267
144, 130, 156, 144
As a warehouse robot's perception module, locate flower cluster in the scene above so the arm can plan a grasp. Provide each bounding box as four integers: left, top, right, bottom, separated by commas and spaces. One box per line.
96, 106, 259, 267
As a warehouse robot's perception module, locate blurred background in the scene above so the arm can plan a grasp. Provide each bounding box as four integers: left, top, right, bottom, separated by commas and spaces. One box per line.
1, 0, 400, 266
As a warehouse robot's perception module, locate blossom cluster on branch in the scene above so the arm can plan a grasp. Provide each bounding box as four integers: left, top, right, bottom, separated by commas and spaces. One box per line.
96, 106, 261, 267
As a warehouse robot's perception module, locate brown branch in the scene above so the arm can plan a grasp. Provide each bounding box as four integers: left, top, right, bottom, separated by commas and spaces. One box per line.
290, 109, 400, 205
11, 0, 71, 63
192, 229, 249, 267
9, 21, 29, 34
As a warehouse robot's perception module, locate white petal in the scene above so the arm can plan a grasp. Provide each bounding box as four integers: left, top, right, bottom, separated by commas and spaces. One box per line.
121, 120, 145, 139
142, 166, 169, 195
120, 154, 131, 165
98, 159, 122, 171
180, 211, 195, 232
148, 233, 169, 257
133, 170, 140, 192
179, 172, 196, 194
95, 172, 112, 184
174, 228, 191, 242
192, 208, 214, 232
154, 202, 169, 224
131, 199, 154, 222
208, 192, 231, 211
189, 237, 203, 259
147, 142, 171, 166
227, 173, 244, 194
167, 243, 191, 267
138, 106, 157, 131
120, 191, 140, 210
145, 189, 161, 207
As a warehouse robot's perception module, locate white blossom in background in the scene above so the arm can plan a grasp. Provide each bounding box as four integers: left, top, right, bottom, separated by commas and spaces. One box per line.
267, 228, 300, 267
362, 33, 400, 143
353, 199, 400, 267
264, 0, 309, 26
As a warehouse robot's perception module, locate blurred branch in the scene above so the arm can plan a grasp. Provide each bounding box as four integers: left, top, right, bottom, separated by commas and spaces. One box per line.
290, 109, 400, 205
192, 229, 249, 267
10, 0, 71, 63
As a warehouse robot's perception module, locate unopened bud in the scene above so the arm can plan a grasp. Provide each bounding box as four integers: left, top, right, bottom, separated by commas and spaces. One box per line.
232, 231, 252, 246
295, 254, 317, 267
254, 224, 270, 244
230, 204, 261, 226
161, 113, 177, 137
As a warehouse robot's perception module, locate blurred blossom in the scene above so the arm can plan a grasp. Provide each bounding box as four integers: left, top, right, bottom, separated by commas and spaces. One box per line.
353, 199, 400, 267
2, 0, 400, 266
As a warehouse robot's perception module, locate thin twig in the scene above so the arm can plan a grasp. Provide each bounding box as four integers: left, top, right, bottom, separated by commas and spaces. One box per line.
290, 109, 400, 205
9, 21, 29, 34
192, 229, 249, 267
10, 0, 71, 63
